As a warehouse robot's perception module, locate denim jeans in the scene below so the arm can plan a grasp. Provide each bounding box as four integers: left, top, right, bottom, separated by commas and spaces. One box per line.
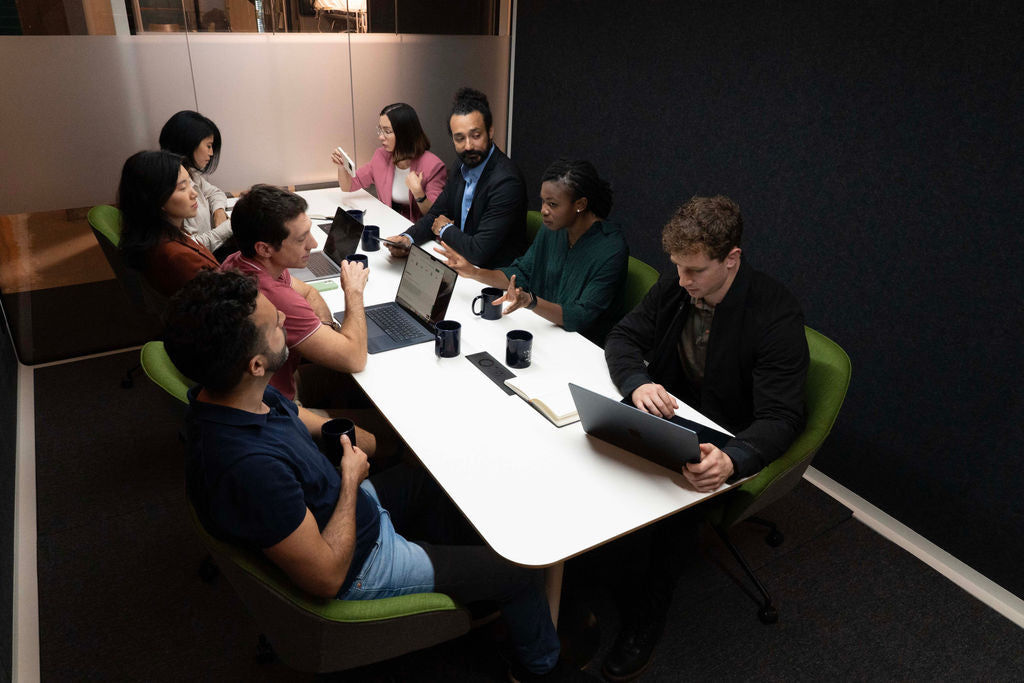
339, 463, 560, 674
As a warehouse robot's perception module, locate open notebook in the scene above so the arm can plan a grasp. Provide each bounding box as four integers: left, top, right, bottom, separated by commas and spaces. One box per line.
504, 376, 580, 427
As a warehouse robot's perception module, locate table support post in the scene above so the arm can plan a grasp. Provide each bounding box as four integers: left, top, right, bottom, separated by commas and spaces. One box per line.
545, 561, 564, 627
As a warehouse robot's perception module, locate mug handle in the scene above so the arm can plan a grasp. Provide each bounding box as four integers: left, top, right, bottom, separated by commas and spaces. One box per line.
472, 295, 483, 316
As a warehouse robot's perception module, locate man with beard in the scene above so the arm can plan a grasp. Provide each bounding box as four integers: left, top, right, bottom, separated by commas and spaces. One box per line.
164, 270, 588, 682
385, 87, 527, 269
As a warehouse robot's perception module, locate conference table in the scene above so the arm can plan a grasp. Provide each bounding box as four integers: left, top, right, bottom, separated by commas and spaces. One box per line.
252, 187, 745, 620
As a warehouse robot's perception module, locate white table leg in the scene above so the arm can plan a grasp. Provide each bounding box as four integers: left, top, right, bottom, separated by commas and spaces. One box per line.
545, 561, 564, 627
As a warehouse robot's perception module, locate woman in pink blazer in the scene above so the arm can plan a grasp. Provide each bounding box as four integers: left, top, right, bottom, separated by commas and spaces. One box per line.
331, 102, 447, 221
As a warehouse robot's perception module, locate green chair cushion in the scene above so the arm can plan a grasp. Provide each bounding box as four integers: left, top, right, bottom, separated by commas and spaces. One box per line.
88, 205, 123, 247
140, 341, 194, 404
525, 210, 543, 244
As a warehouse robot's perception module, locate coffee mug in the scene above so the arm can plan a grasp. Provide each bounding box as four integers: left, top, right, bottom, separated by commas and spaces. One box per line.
320, 417, 356, 466
346, 209, 365, 224
435, 320, 462, 358
345, 254, 368, 268
361, 224, 381, 251
472, 286, 504, 320
506, 329, 533, 369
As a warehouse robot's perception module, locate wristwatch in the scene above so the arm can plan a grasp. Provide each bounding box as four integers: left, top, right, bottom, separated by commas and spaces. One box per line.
415, 194, 427, 203
526, 291, 539, 310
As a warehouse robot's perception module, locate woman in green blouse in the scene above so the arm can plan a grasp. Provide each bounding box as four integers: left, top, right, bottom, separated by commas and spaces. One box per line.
435, 158, 628, 345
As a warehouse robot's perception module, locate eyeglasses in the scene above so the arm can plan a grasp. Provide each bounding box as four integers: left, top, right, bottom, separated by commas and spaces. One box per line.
375, 126, 394, 137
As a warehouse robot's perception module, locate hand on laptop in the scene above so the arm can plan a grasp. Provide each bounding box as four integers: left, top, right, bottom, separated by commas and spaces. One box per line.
384, 234, 411, 258
683, 443, 733, 492
631, 383, 678, 419
340, 259, 369, 296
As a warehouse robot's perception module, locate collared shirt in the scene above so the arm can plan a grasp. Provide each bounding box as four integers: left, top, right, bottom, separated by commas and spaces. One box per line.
677, 296, 715, 388
184, 385, 380, 595
220, 253, 322, 399
438, 143, 497, 242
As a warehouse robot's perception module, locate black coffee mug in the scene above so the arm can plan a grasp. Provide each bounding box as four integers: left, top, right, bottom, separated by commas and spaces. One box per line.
346, 209, 365, 224
472, 286, 504, 320
361, 224, 380, 251
506, 329, 533, 369
435, 320, 461, 358
321, 417, 356, 466
345, 254, 368, 268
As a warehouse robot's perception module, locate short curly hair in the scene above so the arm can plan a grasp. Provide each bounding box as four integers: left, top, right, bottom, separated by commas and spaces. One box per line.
661, 195, 743, 261
163, 269, 263, 394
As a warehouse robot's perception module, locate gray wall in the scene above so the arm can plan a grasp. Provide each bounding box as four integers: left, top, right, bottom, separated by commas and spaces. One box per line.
512, 0, 1023, 597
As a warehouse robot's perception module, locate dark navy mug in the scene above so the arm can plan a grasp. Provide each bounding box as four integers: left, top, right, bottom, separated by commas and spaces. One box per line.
361, 224, 380, 251
435, 320, 462, 358
506, 329, 533, 369
320, 418, 355, 466
472, 287, 504, 320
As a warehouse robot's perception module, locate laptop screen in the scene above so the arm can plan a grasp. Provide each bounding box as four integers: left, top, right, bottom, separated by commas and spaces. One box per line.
321, 208, 363, 264
395, 246, 457, 324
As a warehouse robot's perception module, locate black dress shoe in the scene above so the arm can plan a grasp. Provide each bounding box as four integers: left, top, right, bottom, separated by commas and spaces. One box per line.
600, 615, 666, 682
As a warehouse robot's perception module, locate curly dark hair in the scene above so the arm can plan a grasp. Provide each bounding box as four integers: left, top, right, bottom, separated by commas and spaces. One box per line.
163, 269, 262, 394
231, 184, 308, 257
541, 159, 613, 219
450, 87, 492, 131
661, 195, 743, 261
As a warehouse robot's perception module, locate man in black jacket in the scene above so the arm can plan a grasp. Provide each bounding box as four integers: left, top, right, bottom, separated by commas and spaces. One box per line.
599, 195, 809, 681
385, 87, 527, 268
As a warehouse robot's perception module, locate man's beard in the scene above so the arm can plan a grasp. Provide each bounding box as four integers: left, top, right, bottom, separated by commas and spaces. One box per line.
459, 141, 490, 168
264, 342, 289, 374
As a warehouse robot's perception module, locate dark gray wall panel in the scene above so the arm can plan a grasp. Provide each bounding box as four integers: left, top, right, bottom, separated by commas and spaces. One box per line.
0, 303, 17, 681
513, 0, 1023, 597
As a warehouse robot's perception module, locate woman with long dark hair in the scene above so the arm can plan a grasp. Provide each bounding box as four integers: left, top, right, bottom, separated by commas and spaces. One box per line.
118, 150, 219, 297
159, 110, 233, 253
436, 158, 628, 345
331, 102, 446, 221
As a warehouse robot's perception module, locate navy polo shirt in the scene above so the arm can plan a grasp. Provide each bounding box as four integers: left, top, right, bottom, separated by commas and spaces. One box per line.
184, 385, 380, 595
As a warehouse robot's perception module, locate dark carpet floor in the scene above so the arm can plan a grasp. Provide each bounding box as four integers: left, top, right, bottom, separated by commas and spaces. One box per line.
34, 351, 1024, 681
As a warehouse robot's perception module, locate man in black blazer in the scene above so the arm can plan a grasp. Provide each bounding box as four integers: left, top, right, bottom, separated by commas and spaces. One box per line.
385, 88, 527, 269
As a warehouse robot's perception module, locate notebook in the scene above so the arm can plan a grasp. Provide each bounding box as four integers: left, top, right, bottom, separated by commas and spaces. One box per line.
568, 383, 732, 473
289, 207, 363, 282
333, 244, 458, 354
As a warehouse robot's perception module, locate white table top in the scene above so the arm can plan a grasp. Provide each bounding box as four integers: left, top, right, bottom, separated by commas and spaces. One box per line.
283, 188, 742, 567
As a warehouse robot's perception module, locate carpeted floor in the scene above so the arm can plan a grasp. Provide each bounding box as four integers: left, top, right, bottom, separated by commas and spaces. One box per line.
33, 351, 1024, 681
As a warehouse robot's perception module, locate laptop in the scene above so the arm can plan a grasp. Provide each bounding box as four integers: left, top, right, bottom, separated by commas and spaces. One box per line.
289, 207, 364, 282
333, 244, 458, 354
568, 383, 732, 473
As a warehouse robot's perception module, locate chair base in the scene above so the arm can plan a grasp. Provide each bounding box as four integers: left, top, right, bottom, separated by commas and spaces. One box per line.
713, 523, 779, 625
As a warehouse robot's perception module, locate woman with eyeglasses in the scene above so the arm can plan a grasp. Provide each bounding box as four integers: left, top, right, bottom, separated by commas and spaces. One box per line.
159, 110, 233, 256
331, 102, 446, 221
118, 150, 219, 298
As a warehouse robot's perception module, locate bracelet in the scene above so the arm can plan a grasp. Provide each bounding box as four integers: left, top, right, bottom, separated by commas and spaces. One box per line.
415, 195, 427, 203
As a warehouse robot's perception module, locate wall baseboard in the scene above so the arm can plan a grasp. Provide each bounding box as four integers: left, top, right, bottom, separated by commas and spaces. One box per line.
13, 363, 39, 682
804, 467, 1024, 629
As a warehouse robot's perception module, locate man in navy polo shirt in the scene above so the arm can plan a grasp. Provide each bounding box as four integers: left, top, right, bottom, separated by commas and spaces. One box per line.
163, 270, 582, 681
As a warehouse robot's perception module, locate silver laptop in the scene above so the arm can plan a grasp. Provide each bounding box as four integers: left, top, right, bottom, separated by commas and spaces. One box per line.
290, 207, 363, 282
569, 383, 731, 473
333, 245, 458, 354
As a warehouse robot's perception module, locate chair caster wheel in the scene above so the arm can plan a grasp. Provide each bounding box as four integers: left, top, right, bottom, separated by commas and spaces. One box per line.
256, 634, 275, 664
758, 606, 778, 624
765, 530, 784, 547
199, 555, 219, 582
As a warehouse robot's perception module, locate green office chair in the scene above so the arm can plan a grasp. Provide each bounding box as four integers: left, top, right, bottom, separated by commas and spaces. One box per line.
525, 210, 543, 244
139, 341, 474, 672
706, 326, 851, 624
622, 256, 660, 315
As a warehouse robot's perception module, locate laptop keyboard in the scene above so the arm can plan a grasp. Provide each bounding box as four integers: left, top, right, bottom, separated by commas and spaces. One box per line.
306, 252, 338, 277
368, 306, 425, 341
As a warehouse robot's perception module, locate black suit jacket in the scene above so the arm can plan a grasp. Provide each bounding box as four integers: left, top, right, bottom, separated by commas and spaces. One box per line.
406, 145, 527, 268
604, 261, 809, 479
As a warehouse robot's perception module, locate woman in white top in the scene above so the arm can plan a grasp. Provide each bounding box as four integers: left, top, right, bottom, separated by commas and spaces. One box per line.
159, 110, 233, 255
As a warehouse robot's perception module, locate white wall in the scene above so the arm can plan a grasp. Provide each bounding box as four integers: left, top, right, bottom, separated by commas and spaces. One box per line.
0, 33, 511, 213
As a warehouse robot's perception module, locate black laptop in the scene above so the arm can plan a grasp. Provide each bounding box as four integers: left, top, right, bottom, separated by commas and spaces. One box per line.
333, 245, 458, 354
290, 207, 363, 282
568, 383, 732, 473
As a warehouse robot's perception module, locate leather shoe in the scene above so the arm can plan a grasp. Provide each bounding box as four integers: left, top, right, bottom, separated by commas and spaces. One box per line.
600, 615, 666, 682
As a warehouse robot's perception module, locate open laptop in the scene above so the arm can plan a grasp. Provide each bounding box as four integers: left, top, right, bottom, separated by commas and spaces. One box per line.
333, 245, 458, 354
568, 383, 732, 473
289, 207, 364, 282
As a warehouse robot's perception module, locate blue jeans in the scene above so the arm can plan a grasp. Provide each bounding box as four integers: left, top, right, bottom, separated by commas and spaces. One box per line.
339, 464, 560, 675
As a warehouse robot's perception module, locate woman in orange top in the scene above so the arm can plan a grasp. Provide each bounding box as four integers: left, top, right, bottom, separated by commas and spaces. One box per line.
118, 150, 219, 297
